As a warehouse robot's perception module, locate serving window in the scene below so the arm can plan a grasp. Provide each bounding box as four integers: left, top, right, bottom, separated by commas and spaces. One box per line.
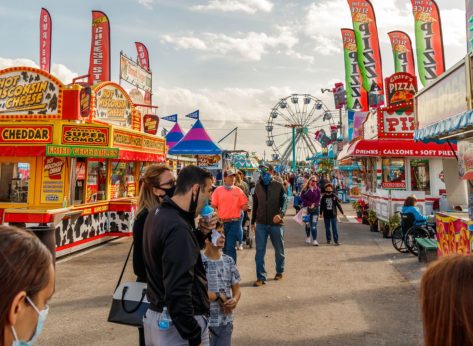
86, 159, 108, 203
410, 159, 431, 194
0, 162, 30, 203
382, 158, 406, 189
110, 162, 136, 199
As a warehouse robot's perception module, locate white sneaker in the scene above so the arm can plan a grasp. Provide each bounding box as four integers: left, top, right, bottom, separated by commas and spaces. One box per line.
312, 240, 319, 246
305, 237, 311, 244
238, 244, 244, 250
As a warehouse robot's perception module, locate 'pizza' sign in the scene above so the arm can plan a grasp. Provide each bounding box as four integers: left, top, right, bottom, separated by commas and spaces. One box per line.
385, 72, 417, 107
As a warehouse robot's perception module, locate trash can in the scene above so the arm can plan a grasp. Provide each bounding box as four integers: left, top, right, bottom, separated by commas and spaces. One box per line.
26, 225, 56, 264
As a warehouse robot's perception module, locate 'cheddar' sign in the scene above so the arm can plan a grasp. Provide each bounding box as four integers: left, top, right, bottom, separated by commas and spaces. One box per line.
0, 125, 52, 143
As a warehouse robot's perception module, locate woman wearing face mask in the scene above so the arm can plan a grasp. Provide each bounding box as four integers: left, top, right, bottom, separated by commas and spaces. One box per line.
0, 226, 55, 346
300, 175, 321, 246
133, 164, 174, 346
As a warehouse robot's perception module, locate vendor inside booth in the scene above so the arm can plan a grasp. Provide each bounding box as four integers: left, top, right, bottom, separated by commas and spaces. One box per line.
0, 67, 166, 257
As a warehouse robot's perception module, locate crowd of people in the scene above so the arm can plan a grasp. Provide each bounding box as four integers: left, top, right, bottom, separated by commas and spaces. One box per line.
2, 164, 473, 346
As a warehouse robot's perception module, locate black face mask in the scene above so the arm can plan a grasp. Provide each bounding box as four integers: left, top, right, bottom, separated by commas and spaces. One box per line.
161, 185, 176, 198
189, 186, 201, 217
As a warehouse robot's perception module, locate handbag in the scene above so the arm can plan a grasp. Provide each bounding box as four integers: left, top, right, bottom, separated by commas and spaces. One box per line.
107, 242, 149, 327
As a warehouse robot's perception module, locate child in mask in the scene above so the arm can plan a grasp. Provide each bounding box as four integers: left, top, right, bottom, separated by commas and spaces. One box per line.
320, 183, 344, 245
202, 222, 241, 346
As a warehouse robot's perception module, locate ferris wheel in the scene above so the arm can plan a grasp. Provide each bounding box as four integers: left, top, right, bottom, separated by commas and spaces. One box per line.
265, 94, 337, 165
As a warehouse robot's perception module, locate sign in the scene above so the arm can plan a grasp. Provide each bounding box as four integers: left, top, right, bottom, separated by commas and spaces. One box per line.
362, 111, 378, 139
0, 125, 52, 144
46, 145, 119, 158
80, 87, 91, 117
388, 31, 416, 76
119, 54, 152, 92
143, 114, 159, 135
41, 157, 65, 203
415, 61, 468, 128
380, 111, 415, 138
162, 114, 178, 122
382, 182, 406, 189
39, 8, 52, 73
0, 67, 62, 119
113, 129, 165, 153
385, 72, 417, 107
436, 214, 472, 256
93, 83, 132, 126
351, 141, 456, 158
62, 125, 109, 146
197, 155, 221, 169
333, 83, 346, 110
467, 0, 473, 53
458, 140, 473, 180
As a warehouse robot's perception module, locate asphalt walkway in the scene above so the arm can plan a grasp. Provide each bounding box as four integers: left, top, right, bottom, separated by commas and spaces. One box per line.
38, 209, 423, 346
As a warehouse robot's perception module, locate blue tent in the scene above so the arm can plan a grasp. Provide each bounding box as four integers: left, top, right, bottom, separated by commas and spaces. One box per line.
168, 120, 222, 155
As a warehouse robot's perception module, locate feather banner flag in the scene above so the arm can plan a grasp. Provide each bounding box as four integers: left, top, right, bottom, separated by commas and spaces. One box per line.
347, 0, 384, 105
39, 8, 52, 73
388, 31, 416, 76
341, 28, 368, 111
410, 0, 445, 86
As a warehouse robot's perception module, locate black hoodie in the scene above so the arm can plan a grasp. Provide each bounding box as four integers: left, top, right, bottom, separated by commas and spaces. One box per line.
143, 196, 209, 346
320, 193, 344, 219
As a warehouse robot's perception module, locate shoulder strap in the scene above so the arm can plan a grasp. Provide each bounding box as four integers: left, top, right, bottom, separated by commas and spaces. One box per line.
114, 241, 134, 291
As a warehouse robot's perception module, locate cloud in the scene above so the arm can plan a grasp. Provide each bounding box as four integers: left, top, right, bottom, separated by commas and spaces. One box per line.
192, 0, 273, 14
0, 57, 78, 84
161, 26, 312, 62
136, 0, 154, 10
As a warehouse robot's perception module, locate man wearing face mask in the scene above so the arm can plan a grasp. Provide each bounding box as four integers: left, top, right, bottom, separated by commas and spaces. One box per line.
251, 163, 288, 287
143, 165, 215, 346
211, 169, 249, 264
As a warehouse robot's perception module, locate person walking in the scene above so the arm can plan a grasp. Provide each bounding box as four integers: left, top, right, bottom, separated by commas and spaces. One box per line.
133, 164, 175, 346
235, 171, 250, 251
318, 174, 328, 194
300, 175, 321, 246
0, 226, 55, 346
251, 163, 288, 287
212, 169, 249, 263
142, 165, 215, 346
320, 183, 344, 245
202, 222, 241, 346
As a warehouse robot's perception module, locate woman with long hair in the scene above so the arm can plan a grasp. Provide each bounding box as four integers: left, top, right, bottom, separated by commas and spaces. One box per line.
0, 226, 55, 346
300, 175, 321, 246
421, 255, 473, 346
133, 164, 174, 346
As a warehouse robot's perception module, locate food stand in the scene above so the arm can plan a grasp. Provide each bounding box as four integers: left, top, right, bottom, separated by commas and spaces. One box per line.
414, 54, 473, 256
338, 72, 457, 221
0, 66, 166, 257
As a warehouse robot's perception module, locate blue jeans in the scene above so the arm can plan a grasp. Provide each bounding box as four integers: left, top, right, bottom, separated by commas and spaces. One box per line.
324, 217, 339, 243
223, 221, 240, 263
238, 211, 244, 243
255, 224, 285, 281
305, 207, 319, 240
209, 322, 233, 346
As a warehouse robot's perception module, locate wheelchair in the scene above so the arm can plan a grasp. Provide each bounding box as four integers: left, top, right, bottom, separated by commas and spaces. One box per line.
391, 212, 436, 256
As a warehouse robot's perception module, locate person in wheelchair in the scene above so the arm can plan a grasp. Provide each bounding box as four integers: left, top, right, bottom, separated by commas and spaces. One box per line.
401, 196, 429, 226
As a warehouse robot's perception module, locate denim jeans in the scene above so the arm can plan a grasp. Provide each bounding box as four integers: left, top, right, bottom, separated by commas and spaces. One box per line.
305, 207, 319, 240
238, 211, 244, 243
209, 322, 233, 346
255, 224, 285, 281
324, 217, 339, 243
223, 221, 240, 263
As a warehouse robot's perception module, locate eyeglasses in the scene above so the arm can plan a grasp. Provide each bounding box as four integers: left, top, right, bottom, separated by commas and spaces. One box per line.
311, 180, 317, 183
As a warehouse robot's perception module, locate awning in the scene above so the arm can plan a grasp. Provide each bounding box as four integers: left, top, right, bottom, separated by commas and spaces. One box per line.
337, 139, 456, 161
414, 110, 473, 142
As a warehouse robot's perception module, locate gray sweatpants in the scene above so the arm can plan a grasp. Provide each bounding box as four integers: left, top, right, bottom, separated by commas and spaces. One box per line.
143, 309, 210, 346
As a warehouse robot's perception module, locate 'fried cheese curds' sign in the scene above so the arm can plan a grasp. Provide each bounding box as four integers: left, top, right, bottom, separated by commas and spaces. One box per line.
410, 0, 445, 87
347, 0, 384, 102
341, 28, 368, 111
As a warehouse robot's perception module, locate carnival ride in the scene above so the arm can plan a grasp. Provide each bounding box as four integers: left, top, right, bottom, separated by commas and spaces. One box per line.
265, 94, 336, 171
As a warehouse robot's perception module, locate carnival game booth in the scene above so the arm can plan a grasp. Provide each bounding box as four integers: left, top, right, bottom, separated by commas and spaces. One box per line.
165, 122, 196, 172
413, 55, 473, 256
338, 73, 457, 222
168, 119, 222, 177
0, 67, 166, 257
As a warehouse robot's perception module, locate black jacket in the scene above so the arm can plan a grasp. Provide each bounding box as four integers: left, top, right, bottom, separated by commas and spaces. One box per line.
132, 208, 148, 283
143, 197, 209, 346
320, 193, 344, 219
251, 180, 287, 225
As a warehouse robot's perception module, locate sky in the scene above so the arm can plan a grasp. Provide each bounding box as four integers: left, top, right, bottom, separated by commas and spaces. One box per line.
0, 0, 468, 157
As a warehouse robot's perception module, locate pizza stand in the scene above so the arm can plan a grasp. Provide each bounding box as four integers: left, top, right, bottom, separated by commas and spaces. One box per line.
338, 72, 457, 222
413, 54, 473, 256
168, 119, 222, 176
0, 66, 166, 258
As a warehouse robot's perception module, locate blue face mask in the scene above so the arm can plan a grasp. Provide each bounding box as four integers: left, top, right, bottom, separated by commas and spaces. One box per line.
12, 296, 49, 346
261, 172, 272, 186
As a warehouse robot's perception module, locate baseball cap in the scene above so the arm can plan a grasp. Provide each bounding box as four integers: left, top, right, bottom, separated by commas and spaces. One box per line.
224, 168, 237, 177
259, 163, 274, 172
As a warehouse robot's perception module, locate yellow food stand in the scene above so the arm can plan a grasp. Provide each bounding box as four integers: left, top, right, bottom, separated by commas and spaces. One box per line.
0, 66, 166, 257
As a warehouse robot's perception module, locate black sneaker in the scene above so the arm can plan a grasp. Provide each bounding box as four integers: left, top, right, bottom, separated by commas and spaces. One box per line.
327, 240, 331, 244
334, 242, 341, 246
